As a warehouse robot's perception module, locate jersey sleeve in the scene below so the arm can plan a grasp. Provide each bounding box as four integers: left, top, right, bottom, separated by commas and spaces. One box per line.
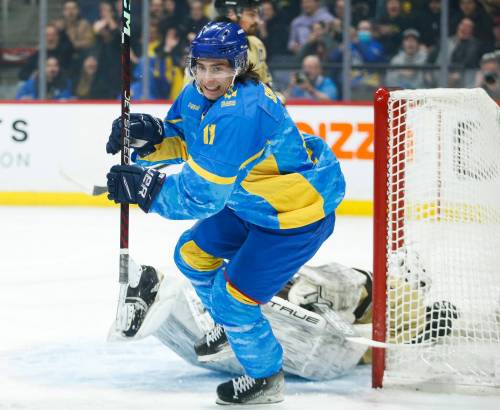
149, 115, 265, 220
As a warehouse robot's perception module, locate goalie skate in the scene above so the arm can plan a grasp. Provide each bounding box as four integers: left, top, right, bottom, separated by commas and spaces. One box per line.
108, 265, 170, 341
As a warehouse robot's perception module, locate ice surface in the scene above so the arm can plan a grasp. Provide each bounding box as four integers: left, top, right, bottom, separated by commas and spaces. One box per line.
1, 207, 498, 409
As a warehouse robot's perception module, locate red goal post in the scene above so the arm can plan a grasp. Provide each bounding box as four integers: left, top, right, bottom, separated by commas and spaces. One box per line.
372, 87, 500, 390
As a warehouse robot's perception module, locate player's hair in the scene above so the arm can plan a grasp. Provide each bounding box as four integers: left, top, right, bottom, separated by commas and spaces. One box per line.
235, 62, 260, 84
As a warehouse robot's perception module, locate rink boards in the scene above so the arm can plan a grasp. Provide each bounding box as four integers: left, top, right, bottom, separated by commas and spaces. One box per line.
0, 101, 374, 215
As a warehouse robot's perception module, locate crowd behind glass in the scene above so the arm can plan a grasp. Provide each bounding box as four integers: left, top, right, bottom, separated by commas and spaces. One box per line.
9, 0, 500, 101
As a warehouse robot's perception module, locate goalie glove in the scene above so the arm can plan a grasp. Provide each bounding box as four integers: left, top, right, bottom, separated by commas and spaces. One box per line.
120, 265, 162, 337
288, 263, 372, 324
106, 113, 164, 157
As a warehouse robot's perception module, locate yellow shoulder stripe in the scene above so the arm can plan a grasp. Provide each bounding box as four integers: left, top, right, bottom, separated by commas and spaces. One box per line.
187, 157, 237, 185
226, 282, 258, 305
141, 136, 187, 162
166, 118, 182, 124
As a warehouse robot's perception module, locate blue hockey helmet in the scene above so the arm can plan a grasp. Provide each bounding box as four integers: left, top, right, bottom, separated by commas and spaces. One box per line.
189, 21, 248, 74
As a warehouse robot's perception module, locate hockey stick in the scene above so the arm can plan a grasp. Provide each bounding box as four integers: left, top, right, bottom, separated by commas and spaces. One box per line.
267, 297, 432, 349
58, 168, 108, 196
114, 0, 132, 333
59, 163, 168, 197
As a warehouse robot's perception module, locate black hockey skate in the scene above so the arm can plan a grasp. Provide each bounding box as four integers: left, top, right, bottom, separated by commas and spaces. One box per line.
194, 323, 232, 362
216, 370, 285, 405
122, 265, 161, 337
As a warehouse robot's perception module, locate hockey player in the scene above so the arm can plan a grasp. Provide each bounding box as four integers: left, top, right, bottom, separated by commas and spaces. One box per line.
214, 0, 274, 87
105, 21, 345, 405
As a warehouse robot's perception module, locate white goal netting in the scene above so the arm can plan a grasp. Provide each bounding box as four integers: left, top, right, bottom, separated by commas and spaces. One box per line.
383, 88, 500, 388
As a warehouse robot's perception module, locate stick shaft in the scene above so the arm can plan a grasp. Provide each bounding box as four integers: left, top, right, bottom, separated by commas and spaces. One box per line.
119, 0, 132, 284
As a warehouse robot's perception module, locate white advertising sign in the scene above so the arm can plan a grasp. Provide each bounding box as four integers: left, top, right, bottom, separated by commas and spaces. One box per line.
0, 102, 374, 203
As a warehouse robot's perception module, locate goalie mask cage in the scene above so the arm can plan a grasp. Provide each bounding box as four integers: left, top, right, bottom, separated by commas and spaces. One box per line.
372, 88, 500, 390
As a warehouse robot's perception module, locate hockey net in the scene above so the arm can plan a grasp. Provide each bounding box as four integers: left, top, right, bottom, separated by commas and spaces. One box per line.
372, 88, 500, 389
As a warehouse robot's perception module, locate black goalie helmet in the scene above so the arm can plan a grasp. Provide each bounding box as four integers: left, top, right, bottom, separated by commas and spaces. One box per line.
214, 0, 262, 15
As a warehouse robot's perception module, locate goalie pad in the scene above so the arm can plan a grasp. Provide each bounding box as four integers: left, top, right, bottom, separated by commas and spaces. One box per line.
147, 270, 367, 381
110, 267, 368, 380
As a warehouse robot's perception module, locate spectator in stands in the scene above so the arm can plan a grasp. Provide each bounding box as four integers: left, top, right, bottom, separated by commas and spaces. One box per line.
475, 51, 500, 100
375, 0, 414, 59
451, 0, 494, 54
258, 0, 290, 59
326, 0, 375, 26
276, 0, 301, 26
160, 0, 183, 34
329, 19, 385, 63
147, 21, 162, 54
72, 54, 108, 99
93, 2, 119, 42
429, 17, 481, 87
414, 0, 442, 53
55, 1, 95, 54
329, 0, 344, 43
386, 28, 428, 89
16, 56, 72, 100
298, 21, 337, 61
150, 0, 166, 27
493, 16, 500, 50
284, 54, 338, 100
329, 19, 384, 99
351, 1, 375, 26
451, 17, 482, 68
18, 24, 74, 82
93, 1, 121, 98
184, 0, 210, 44
288, 0, 336, 55
132, 26, 185, 100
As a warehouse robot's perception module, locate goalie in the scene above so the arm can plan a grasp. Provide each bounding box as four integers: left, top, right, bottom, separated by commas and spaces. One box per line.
112, 261, 372, 381
112, 249, 459, 382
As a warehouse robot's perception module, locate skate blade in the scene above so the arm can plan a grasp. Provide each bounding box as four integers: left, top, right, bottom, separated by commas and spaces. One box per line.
215, 393, 284, 405
197, 347, 234, 363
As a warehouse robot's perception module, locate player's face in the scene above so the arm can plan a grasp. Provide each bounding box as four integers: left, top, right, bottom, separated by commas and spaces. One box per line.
194, 59, 235, 100
239, 7, 260, 36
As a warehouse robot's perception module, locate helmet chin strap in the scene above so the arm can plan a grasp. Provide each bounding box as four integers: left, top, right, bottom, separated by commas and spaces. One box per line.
229, 69, 239, 89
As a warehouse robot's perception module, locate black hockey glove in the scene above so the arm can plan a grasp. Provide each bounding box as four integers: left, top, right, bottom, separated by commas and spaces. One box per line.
106, 113, 164, 157
106, 164, 166, 212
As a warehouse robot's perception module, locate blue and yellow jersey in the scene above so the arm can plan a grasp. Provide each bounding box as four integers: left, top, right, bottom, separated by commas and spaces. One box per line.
135, 80, 345, 230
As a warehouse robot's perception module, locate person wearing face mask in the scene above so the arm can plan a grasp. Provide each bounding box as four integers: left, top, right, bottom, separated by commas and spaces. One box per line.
329, 19, 384, 99
104, 21, 345, 405
329, 19, 385, 64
